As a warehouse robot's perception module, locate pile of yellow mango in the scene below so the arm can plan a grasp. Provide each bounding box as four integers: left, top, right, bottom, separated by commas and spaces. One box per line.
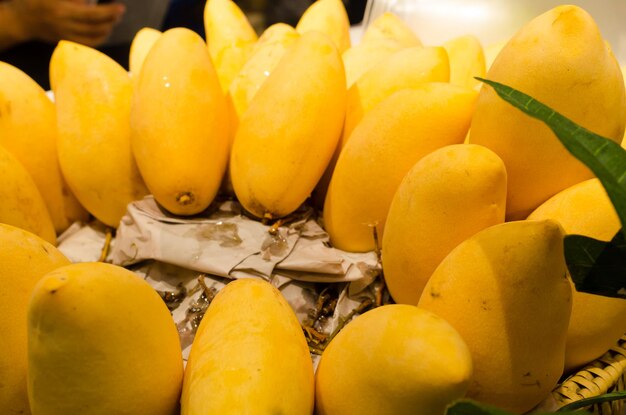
2, 0, 626, 413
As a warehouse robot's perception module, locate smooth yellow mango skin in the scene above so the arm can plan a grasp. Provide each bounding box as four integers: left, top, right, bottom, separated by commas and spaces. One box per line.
443, 35, 486, 89
51, 41, 148, 228
28, 262, 183, 415
0, 224, 69, 415
229, 23, 299, 120
468, 5, 626, 220
361, 11, 422, 48
315, 304, 472, 415
313, 39, 412, 207
484, 39, 507, 72
0, 146, 56, 243
129, 27, 162, 79
418, 220, 571, 413
342, 46, 449, 145
528, 179, 625, 372
182, 279, 314, 415
296, 0, 351, 54
622, 64, 626, 148
61, 187, 90, 226
132, 28, 229, 215
324, 84, 477, 252
342, 38, 404, 88
383, 144, 506, 305
0, 62, 82, 233
204, 0, 258, 92
230, 31, 345, 219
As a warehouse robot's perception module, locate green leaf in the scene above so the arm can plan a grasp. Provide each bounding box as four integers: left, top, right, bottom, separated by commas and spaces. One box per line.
446, 400, 513, 415
565, 231, 626, 298
476, 77, 626, 239
445, 399, 587, 415
557, 391, 626, 411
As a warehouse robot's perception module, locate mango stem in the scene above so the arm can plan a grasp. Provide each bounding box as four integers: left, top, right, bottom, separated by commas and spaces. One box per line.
98, 227, 113, 262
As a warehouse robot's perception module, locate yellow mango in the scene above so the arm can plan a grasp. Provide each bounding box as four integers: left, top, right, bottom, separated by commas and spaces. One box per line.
295, 0, 351, 54
0, 146, 56, 243
230, 31, 345, 219
131, 28, 230, 215
324, 84, 477, 252
383, 144, 506, 305
62, 187, 90, 226
182, 279, 314, 414
468, 5, 626, 220
484, 39, 507, 72
0, 61, 84, 233
342, 38, 404, 88
361, 11, 422, 48
229, 23, 299, 120
51, 41, 148, 228
343, 46, 449, 145
528, 179, 626, 372
28, 262, 183, 415
314, 38, 417, 207
622, 64, 626, 147
418, 220, 571, 413
129, 27, 162, 79
204, 0, 258, 92
443, 35, 486, 89
0, 224, 69, 414
315, 304, 472, 415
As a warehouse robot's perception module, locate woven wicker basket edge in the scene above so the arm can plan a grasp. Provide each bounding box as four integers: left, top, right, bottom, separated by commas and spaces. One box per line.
550, 335, 626, 414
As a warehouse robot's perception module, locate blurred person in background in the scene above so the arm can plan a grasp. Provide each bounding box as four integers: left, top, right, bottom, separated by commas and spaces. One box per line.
0, 0, 204, 90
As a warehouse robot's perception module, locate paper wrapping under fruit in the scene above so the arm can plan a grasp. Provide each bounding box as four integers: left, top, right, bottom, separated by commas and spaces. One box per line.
105, 196, 379, 285
57, 196, 381, 364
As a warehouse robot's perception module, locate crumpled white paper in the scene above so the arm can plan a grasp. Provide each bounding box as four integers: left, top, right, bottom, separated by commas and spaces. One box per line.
108, 196, 379, 284
56, 197, 383, 368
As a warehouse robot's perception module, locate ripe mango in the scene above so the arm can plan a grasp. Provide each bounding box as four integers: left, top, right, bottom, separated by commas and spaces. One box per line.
131, 28, 230, 215
229, 23, 299, 120
182, 278, 314, 414
28, 262, 183, 415
342, 39, 403, 88
51, 40, 148, 228
315, 304, 472, 415
468, 5, 626, 219
528, 179, 626, 372
230, 31, 345, 219
418, 220, 571, 413
343, 46, 449, 145
484, 39, 507, 71
361, 12, 422, 48
622, 64, 626, 147
0, 61, 85, 233
296, 0, 351, 54
316, 41, 430, 208
0, 224, 69, 415
443, 35, 486, 90
383, 144, 506, 305
324, 84, 477, 252
0, 146, 56, 243
129, 27, 162, 78
204, 0, 258, 92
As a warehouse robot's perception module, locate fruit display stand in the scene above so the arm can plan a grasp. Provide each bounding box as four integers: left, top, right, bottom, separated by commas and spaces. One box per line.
55, 202, 626, 414
3, 0, 626, 411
